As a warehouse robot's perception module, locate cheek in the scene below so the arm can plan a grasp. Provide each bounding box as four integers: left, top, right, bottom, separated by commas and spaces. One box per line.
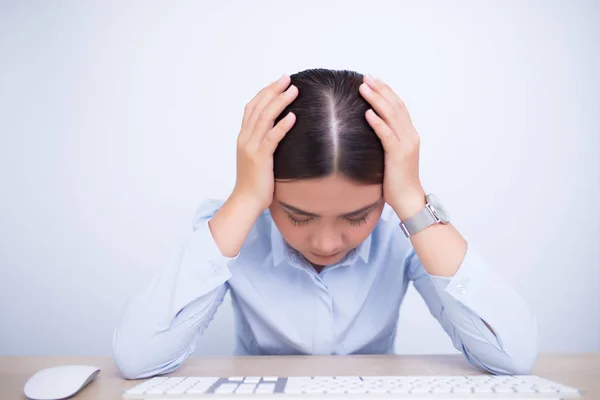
270, 209, 307, 247
347, 216, 380, 245
350, 207, 384, 243
279, 225, 306, 247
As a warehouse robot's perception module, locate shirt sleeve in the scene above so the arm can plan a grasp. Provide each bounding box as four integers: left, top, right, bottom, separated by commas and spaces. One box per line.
112, 199, 238, 379
405, 242, 539, 375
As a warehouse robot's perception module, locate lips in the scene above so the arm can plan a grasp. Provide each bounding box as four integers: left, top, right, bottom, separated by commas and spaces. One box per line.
312, 251, 341, 258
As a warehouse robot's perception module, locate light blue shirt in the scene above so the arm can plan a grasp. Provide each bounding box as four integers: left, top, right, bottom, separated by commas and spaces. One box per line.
112, 199, 538, 379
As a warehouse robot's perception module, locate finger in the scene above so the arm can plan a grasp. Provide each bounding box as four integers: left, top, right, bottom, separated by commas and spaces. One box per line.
239, 75, 289, 142
250, 84, 298, 144
363, 76, 417, 142
259, 112, 296, 154
365, 108, 399, 153
247, 75, 291, 132
363, 74, 406, 110
359, 82, 398, 129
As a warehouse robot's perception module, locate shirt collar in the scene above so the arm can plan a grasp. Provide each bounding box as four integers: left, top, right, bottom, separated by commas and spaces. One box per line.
270, 220, 372, 267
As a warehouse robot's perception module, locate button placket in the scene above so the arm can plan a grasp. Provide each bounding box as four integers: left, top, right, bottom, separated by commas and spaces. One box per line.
312, 286, 334, 355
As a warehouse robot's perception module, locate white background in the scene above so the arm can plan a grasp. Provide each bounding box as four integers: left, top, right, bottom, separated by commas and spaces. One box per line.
1, 0, 598, 357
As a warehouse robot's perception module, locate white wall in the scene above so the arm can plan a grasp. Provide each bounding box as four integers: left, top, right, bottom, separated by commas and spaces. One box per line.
1, 0, 598, 357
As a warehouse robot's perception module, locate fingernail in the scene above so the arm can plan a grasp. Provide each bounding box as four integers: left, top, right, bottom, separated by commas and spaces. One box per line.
365, 74, 375, 82
279, 74, 289, 81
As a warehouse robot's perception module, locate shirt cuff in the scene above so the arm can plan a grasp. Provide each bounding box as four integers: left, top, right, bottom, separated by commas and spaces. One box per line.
425, 246, 510, 351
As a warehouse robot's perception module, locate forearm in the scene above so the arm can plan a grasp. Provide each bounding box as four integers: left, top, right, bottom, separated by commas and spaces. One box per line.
209, 191, 263, 258
400, 189, 538, 374
114, 200, 237, 379
113, 277, 227, 379
394, 189, 494, 334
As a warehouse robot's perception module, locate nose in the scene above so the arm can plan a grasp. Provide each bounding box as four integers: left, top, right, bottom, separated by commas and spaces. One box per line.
310, 225, 344, 255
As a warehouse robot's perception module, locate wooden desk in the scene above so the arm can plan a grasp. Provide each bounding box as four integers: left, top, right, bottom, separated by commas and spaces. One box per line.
1, 354, 598, 399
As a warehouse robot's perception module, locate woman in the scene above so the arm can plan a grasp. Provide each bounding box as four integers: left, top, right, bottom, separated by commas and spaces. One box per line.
112, 68, 538, 380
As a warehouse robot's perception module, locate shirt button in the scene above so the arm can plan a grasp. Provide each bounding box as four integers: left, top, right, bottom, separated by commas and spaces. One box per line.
455, 283, 466, 294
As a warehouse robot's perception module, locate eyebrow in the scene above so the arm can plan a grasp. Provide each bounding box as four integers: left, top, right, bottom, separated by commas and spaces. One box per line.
278, 199, 381, 218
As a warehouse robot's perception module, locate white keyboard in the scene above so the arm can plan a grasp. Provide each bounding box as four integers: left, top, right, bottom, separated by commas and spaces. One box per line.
122, 375, 582, 398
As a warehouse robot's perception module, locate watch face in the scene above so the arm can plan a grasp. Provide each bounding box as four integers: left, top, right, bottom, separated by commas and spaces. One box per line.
427, 193, 450, 223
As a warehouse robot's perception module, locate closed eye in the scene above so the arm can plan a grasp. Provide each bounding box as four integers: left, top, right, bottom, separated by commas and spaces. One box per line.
345, 213, 371, 227
287, 212, 371, 227
287, 214, 313, 226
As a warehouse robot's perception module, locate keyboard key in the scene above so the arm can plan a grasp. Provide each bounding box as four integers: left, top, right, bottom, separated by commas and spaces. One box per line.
390, 386, 411, 393
165, 377, 185, 384
514, 386, 537, 393
228, 376, 244, 381
537, 386, 559, 394
283, 387, 303, 394
235, 383, 257, 394
559, 387, 581, 395
165, 386, 188, 395
452, 386, 473, 393
494, 386, 515, 393
255, 383, 276, 394
347, 387, 368, 394
144, 387, 168, 395
262, 376, 279, 382
305, 387, 327, 394
186, 383, 214, 394
214, 383, 239, 394
431, 385, 452, 394
243, 377, 261, 383
368, 387, 390, 393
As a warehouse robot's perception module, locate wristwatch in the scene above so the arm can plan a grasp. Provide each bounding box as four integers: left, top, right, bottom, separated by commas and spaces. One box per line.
399, 193, 450, 238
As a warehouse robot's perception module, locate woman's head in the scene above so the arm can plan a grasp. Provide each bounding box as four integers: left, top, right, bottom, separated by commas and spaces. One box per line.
269, 68, 385, 268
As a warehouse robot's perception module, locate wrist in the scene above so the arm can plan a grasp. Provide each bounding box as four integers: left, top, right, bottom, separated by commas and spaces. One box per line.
230, 189, 268, 217
209, 192, 263, 258
391, 188, 427, 221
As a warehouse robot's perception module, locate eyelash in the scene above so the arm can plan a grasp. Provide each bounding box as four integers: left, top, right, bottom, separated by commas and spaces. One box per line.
287, 213, 371, 227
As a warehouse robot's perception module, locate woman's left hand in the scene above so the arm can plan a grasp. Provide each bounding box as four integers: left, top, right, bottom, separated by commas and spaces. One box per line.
359, 74, 427, 221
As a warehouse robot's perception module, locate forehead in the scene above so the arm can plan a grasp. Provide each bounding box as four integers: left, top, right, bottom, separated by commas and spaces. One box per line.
274, 175, 382, 215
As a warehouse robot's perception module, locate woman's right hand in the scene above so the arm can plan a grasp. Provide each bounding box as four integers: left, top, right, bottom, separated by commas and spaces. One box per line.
232, 74, 299, 212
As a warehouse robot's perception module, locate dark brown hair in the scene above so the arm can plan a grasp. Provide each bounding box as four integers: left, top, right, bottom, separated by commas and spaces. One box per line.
273, 68, 384, 185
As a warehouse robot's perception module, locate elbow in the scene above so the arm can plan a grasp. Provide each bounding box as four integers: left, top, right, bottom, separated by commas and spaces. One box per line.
112, 327, 191, 380
475, 319, 540, 376
503, 314, 540, 375
114, 359, 145, 381
495, 344, 539, 376
507, 348, 539, 375
466, 343, 539, 376
112, 329, 147, 380
112, 328, 165, 380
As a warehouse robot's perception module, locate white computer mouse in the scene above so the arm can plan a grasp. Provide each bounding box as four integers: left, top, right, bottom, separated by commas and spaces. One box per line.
23, 364, 101, 400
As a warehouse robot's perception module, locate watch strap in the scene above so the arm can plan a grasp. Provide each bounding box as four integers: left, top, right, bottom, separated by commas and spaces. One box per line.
400, 205, 438, 238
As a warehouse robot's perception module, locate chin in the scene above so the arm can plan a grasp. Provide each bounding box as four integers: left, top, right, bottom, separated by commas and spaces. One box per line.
306, 251, 346, 266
